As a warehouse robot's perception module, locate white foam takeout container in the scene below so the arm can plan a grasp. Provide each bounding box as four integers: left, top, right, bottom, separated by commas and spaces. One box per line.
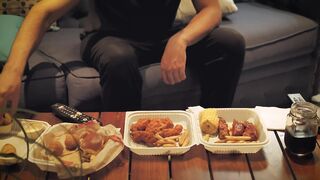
196, 108, 269, 154
124, 108, 269, 155
0, 119, 50, 165
124, 111, 196, 155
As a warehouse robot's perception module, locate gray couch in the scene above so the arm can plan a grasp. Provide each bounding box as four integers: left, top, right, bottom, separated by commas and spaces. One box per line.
22, 0, 319, 112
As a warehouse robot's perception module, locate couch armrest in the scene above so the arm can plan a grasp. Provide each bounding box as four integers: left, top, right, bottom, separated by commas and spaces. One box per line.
255, 0, 319, 22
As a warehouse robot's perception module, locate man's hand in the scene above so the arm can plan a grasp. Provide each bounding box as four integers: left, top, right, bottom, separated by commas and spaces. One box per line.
160, 34, 188, 85
0, 70, 22, 115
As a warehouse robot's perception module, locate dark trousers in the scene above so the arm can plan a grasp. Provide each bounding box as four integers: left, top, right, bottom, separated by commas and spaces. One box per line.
81, 27, 245, 111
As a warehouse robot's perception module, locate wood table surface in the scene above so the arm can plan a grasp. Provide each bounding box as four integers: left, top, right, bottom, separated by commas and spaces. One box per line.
1, 112, 319, 180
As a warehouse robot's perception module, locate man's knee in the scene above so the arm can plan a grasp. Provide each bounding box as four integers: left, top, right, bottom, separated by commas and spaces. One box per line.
209, 27, 245, 55
91, 37, 138, 72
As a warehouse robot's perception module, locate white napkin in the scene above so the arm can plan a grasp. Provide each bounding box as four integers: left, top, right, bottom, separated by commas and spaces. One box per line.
254, 106, 290, 131
186, 106, 204, 120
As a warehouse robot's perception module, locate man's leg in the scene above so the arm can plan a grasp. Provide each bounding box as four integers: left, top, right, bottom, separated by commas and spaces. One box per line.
81, 35, 142, 111
188, 27, 245, 108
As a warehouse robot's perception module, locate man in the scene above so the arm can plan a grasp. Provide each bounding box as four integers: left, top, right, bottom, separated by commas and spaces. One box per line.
0, 0, 244, 113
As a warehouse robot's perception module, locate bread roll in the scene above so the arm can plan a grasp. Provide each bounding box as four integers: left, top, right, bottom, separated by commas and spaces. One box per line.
65, 134, 78, 151
1, 144, 16, 154
199, 108, 219, 135
46, 140, 63, 156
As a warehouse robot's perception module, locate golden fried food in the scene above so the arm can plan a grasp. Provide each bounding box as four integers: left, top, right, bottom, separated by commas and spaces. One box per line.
158, 124, 183, 138
3, 113, 13, 125
130, 131, 158, 146
243, 123, 258, 141
65, 134, 78, 151
0, 144, 16, 154
179, 130, 190, 146
145, 118, 174, 134
130, 118, 150, 131
46, 140, 64, 156
79, 131, 105, 155
130, 117, 186, 147
0, 113, 13, 126
218, 118, 229, 139
216, 119, 259, 143
155, 138, 177, 147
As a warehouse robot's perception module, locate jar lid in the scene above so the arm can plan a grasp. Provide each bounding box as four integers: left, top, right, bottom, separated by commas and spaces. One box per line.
290, 102, 318, 119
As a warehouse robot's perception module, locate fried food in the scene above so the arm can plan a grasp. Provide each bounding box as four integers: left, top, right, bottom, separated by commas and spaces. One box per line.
159, 124, 183, 138
202, 134, 210, 142
231, 120, 246, 136
216, 119, 259, 143
79, 131, 105, 155
243, 122, 258, 141
131, 131, 158, 146
0, 113, 13, 126
1, 144, 16, 154
200, 108, 219, 135
218, 118, 229, 139
65, 134, 78, 151
130, 118, 184, 147
130, 118, 150, 131
46, 140, 64, 156
225, 136, 252, 141
145, 118, 174, 134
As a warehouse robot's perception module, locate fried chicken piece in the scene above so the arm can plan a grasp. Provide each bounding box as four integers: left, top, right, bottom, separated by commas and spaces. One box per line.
130, 118, 151, 132
231, 120, 245, 136
145, 118, 174, 134
130, 131, 158, 146
243, 122, 258, 141
218, 118, 229, 139
158, 124, 183, 138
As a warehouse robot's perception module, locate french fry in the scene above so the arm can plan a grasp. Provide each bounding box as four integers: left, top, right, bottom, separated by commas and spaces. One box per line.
164, 135, 180, 141
155, 133, 164, 140
203, 134, 210, 142
178, 130, 189, 146
182, 136, 190, 147
225, 136, 251, 141
155, 138, 176, 146
3, 113, 12, 125
162, 143, 177, 147
215, 139, 227, 143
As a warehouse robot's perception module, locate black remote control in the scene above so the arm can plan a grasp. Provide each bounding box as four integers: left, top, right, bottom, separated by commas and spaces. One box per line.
51, 103, 96, 123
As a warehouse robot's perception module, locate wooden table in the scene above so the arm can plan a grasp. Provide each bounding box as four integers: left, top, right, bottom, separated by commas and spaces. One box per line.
1, 112, 319, 180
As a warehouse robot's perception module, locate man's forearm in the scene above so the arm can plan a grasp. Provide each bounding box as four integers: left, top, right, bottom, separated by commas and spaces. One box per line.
3, 6, 52, 76
3, 0, 79, 76
176, 1, 222, 47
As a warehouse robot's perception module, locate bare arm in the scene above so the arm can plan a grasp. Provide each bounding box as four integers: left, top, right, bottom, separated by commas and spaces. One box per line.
4, 0, 79, 75
179, 0, 221, 46
0, 0, 79, 113
161, 0, 221, 85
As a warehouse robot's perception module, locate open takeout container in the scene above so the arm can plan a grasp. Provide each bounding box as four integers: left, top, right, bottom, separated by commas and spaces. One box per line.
124, 108, 269, 155
124, 111, 196, 155
0, 119, 50, 165
195, 108, 269, 154
28, 122, 124, 179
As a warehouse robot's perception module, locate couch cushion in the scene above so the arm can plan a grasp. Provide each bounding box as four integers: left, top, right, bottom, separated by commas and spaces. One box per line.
37, 28, 83, 64
65, 68, 102, 111
24, 51, 67, 111
221, 2, 318, 70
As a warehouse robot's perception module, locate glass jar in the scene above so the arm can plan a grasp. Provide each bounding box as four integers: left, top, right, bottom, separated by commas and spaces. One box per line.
284, 102, 319, 157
